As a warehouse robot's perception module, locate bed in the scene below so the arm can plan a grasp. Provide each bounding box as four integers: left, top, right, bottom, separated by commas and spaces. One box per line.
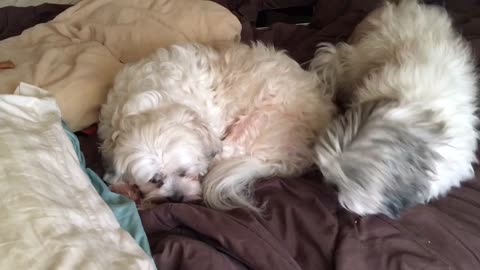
1, 1, 480, 269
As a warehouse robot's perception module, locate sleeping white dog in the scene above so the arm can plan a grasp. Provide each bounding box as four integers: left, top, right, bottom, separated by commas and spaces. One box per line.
98, 41, 335, 210
310, 0, 478, 218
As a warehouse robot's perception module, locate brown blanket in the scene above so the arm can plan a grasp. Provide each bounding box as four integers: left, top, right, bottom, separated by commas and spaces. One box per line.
139, 1, 480, 269
3, 1, 480, 270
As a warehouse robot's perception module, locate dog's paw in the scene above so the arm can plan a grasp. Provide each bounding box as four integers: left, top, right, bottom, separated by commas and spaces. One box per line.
309, 42, 343, 97
315, 42, 337, 52
310, 43, 338, 71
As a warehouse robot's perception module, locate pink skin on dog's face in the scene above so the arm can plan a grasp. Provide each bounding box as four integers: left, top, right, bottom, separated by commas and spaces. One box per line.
109, 182, 142, 204
109, 174, 203, 207
138, 173, 203, 203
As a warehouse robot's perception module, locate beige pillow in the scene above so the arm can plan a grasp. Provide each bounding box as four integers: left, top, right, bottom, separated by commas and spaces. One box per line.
0, 0, 241, 131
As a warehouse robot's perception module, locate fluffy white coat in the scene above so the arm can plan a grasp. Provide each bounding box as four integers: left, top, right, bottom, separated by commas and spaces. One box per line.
310, 0, 478, 217
99, 42, 335, 210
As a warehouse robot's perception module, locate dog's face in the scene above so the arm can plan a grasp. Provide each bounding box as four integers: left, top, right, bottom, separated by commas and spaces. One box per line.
109, 108, 220, 203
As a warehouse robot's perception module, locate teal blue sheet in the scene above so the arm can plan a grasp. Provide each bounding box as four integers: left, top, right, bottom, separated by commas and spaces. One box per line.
62, 123, 153, 259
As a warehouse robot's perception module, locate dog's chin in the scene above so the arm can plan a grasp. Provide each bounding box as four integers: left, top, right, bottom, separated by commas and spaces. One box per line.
142, 194, 203, 204
142, 187, 202, 203
109, 184, 202, 211
137, 177, 203, 204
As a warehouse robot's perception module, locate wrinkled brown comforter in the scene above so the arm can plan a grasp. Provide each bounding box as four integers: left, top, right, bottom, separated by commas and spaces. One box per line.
141, 1, 480, 269
144, 1, 480, 269
3, 1, 480, 270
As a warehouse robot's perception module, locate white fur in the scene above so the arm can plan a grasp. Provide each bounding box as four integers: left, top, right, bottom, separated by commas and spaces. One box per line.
310, 0, 478, 216
99, 42, 335, 209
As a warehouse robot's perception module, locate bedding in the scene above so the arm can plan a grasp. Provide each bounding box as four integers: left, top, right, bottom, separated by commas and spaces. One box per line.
64, 122, 152, 257
2, 1, 480, 270
0, 0, 80, 8
0, 83, 155, 270
0, 0, 241, 131
135, 1, 480, 269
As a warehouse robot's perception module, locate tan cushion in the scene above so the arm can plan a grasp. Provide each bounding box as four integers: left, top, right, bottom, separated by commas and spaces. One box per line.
0, 0, 241, 131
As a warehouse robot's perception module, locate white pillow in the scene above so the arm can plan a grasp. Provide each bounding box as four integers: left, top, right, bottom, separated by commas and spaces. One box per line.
0, 83, 155, 270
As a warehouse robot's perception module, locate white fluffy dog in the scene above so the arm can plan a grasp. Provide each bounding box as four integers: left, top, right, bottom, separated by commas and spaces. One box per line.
98, 41, 335, 210
310, 0, 478, 218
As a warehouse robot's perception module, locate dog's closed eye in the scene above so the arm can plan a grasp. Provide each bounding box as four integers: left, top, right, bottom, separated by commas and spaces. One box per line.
149, 173, 165, 187
177, 169, 187, 178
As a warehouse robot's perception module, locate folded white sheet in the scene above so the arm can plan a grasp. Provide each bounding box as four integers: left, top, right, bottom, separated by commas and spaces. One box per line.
0, 83, 155, 270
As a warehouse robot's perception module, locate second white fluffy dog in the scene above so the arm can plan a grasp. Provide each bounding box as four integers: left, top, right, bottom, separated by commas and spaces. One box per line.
310, 0, 478, 218
99, 42, 335, 210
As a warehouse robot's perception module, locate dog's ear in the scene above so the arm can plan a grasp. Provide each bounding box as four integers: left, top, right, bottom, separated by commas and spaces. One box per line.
193, 121, 222, 158
119, 114, 141, 131
173, 108, 222, 158
121, 90, 164, 117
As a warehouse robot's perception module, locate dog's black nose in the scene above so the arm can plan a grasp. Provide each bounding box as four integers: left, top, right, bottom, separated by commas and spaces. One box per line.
167, 194, 184, 203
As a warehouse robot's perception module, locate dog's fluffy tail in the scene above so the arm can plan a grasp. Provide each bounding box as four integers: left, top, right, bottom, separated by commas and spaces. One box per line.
202, 157, 276, 212
315, 99, 446, 217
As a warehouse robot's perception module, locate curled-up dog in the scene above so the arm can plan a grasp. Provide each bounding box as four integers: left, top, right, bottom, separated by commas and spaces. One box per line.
99, 41, 335, 211
310, 0, 478, 218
